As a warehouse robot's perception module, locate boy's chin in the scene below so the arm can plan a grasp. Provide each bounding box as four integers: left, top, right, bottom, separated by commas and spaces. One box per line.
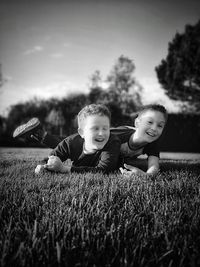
149, 136, 160, 142
94, 143, 106, 150
86, 144, 104, 152
145, 135, 158, 142
95, 145, 105, 149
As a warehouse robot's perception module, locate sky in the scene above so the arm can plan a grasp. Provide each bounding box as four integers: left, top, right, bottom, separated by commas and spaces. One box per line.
0, 0, 200, 116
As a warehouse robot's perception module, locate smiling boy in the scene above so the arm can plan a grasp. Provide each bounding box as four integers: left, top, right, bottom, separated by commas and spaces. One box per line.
116, 104, 167, 177
37, 104, 121, 174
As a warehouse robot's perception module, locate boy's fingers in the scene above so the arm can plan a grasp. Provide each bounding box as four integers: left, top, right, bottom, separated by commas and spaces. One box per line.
48, 155, 56, 160
120, 168, 130, 176
124, 164, 134, 170
44, 163, 54, 169
45, 165, 54, 171
119, 167, 124, 173
120, 167, 128, 174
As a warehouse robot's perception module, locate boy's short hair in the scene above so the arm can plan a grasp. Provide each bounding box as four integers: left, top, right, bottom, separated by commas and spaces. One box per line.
138, 104, 168, 121
77, 104, 111, 128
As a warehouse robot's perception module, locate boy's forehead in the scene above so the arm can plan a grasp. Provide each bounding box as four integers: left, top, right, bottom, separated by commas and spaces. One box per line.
140, 110, 166, 120
82, 114, 110, 124
85, 114, 109, 120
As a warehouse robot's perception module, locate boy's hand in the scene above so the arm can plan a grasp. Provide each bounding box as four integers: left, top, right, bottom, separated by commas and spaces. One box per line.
120, 164, 145, 177
44, 156, 70, 173
35, 164, 46, 175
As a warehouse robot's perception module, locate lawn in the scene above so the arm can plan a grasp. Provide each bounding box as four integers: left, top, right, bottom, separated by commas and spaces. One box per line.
0, 148, 200, 267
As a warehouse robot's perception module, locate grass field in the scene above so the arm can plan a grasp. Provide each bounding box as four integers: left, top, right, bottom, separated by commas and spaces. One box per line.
0, 148, 200, 267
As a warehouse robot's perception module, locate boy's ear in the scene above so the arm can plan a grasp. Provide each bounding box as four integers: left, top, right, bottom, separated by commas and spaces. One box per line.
78, 127, 84, 137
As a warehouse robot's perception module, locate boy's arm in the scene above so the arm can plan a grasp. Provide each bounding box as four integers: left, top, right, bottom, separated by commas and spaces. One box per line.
44, 155, 71, 173
71, 137, 121, 174
120, 155, 160, 178
40, 136, 73, 173
49, 138, 71, 162
146, 155, 160, 176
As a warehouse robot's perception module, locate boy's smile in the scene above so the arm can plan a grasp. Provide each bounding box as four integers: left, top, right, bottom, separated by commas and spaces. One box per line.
95, 137, 106, 142
146, 131, 157, 138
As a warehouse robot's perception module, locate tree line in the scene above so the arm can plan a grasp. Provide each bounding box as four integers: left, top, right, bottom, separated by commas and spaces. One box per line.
1, 55, 141, 139
0, 19, 200, 144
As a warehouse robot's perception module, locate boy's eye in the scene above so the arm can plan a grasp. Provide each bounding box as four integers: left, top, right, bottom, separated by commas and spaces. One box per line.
90, 126, 98, 131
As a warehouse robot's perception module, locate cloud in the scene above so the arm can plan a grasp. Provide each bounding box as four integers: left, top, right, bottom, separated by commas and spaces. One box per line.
20, 81, 83, 101
140, 76, 181, 112
63, 42, 71, 48
0, 83, 32, 116
50, 53, 64, 59
0, 81, 84, 116
23, 46, 44, 55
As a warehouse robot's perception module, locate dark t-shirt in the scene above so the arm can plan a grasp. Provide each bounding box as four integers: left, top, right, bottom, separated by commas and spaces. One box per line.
110, 126, 160, 160
50, 133, 121, 174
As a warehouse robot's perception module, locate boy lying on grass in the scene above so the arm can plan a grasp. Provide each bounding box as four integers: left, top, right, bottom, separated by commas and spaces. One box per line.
39, 104, 121, 174
13, 104, 168, 177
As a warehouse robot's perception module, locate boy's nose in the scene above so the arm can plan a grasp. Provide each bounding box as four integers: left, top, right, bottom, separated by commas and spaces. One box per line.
98, 130, 103, 135
98, 129, 105, 135
151, 124, 157, 131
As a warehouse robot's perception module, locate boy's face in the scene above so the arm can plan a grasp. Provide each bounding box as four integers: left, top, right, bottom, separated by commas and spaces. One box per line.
135, 110, 166, 143
78, 115, 110, 153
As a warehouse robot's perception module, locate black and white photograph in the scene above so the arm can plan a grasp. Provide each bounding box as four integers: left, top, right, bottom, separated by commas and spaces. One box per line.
0, 0, 200, 266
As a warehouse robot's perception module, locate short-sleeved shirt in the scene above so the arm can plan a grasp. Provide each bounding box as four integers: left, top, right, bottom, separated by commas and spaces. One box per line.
50, 133, 121, 174
110, 126, 160, 164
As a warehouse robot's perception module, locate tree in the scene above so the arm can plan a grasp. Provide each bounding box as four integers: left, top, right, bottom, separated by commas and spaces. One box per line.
88, 87, 106, 104
46, 108, 65, 136
89, 70, 102, 89
60, 93, 89, 134
88, 70, 106, 104
5, 98, 50, 135
155, 20, 200, 111
107, 55, 135, 93
106, 55, 142, 114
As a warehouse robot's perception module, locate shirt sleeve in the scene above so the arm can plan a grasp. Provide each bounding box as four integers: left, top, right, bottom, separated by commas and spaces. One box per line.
144, 141, 160, 158
49, 134, 83, 162
71, 135, 121, 174
49, 137, 71, 162
110, 126, 134, 144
